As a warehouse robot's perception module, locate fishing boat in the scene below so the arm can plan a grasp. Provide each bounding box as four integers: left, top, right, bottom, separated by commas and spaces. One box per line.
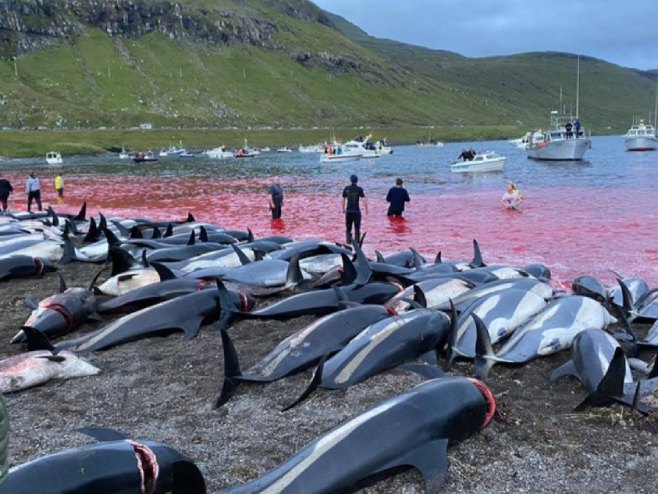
45, 151, 62, 165
132, 151, 158, 163
623, 119, 657, 151
320, 142, 362, 163
206, 146, 234, 159
526, 57, 591, 161
450, 151, 506, 173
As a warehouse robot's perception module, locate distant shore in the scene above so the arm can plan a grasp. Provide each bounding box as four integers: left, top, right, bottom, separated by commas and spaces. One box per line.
1, 125, 527, 159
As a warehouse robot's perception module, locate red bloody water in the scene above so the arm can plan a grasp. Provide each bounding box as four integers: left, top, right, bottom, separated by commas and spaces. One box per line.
8, 173, 653, 289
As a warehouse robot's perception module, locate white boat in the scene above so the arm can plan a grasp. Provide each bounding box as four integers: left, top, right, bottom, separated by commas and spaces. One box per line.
206, 146, 234, 159
45, 151, 62, 165
298, 144, 325, 153
276, 147, 293, 153
450, 151, 506, 173
342, 139, 380, 159
159, 146, 184, 157
373, 139, 393, 155
320, 143, 362, 163
509, 130, 543, 149
526, 112, 591, 161
179, 150, 196, 158
624, 119, 657, 151
118, 148, 130, 159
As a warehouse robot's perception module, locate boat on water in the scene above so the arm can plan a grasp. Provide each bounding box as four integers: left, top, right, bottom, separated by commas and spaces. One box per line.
417, 140, 443, 148
276, 147, 293, 153
526, 111, 591, 161
373, 139, 393, 155
179, 150, 196, 158
320, 143, 362, 163
509, 130, 543, 149
624, 119, 657, 151
235, 139, 260, 158
118, 148, 130, 159
298, 143, 325, 153
450, 151, 506, 173
132, 151, 158, 163
206, 146, 234, 159
45, 151, 62, 165
342, 138, 380, 159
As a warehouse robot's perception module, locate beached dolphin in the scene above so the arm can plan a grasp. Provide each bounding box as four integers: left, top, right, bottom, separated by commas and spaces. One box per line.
386, 277, 473, 313
571, 275, 608, 302
215, 303, 394, 407
285, 307, 454, 409
0, 427, 206, 494
550, 328, 634, 393
0, 255, 56, 281
214, 376, 494, 494
0, 350, 100, 393
474, 296, 618, 379
447, 288, 548, 362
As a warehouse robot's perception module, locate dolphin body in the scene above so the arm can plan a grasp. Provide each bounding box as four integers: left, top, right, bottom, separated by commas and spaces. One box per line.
447, 288, 548, 361
0, 350, 100, 393
0, 255, 55, 281
0, 428, 206, 494
214, 377, 494, 494
216, 303, 394, 407
386, 277, 473, 313
285, 308, 454, 409
474, 296, 618, 379
25, 289, 223, 353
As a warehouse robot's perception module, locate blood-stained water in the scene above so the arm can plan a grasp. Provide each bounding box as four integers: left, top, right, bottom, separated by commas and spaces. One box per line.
2, 135, 656, 287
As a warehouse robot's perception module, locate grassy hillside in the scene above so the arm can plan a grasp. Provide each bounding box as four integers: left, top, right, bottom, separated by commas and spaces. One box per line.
0, 0, 656, 137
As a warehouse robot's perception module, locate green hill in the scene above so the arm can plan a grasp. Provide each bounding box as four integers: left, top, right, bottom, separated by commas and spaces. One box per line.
0, 0, 655, 135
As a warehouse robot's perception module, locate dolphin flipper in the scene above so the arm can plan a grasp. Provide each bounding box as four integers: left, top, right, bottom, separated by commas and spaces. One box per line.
282, 354, 327, 412
549, 360, 578, 382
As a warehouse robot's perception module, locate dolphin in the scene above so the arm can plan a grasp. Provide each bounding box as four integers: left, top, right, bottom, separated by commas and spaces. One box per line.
215, 303, 394, 407
0, 427, 206, 494
0, 255, 55, 281
284, 307, 454, 409
571, 275, 608, 303
214, 377, 494, 494
386, 277, 473, 313
474, 296, 618, 378
0, 350, 100, 393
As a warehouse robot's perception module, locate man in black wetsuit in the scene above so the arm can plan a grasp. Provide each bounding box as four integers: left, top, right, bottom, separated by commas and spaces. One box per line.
0, 173, 13, 215
385, 178, 410, 217
342, 174, 368, 244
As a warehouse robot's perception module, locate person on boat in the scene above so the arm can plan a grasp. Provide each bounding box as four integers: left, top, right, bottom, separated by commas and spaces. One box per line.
342, 174, 368, 244
565, 121, 573, 139
501, 182, 524, 210
0, 173, 13, 215
268, 176, 284, 220
25, 172, 42, 213
55, 172, 64, 200
386, 178, 410, 217
458, 149, 474, 161
573, 118, 581, 137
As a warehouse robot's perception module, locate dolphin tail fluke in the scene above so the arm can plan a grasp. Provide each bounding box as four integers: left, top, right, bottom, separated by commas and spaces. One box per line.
216, 280, 238, 331
340, 253, 357, 285
281, 354, 327, 412
22, 326, 55, 352
74, 201, 87, 221
351, 239, 372, 287
470, 239, 485, 268
215, 328, 243, 409
358, 232, 366, 247
549, 360, 577, 382
573, 347, 626, 411
473, 313, 496, 379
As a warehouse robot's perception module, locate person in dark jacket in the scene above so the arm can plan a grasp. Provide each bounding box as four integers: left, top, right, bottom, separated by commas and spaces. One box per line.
385, 178, 410, 217
268, 176, 284, 219
341, 174, 368, 244
0, 174, 13, 215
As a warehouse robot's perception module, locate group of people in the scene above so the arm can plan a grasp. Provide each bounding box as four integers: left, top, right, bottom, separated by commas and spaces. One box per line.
0, 172, 64, 215
268, 174, 524, 243
564, 118, 582, 139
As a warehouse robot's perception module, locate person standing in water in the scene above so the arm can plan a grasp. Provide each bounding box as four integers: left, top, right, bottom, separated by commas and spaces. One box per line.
501, 182, 524, 210
268, 176, 284, 219
342, 174, 368, 244
385, 178, 410, 217
25, 172, 42, 212
0, 173, 13, 215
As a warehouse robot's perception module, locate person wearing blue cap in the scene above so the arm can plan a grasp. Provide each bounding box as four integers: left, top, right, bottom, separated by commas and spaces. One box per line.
341, 174, 368, 244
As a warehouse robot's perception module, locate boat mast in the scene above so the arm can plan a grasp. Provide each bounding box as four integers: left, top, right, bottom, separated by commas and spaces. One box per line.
575, 55, 580, 119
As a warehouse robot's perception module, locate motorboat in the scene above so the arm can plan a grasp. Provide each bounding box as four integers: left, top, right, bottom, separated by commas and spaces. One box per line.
276, 146, 293, 153
206, 146, 234, 159
118, 148, 130, 159
450, 151, 506, 173
45, 151, 62, 165
132, 151, 158, 163
623, 119, 657, 151
320, 143, 362, 163
179, 150, 195, 158
235, 139, 260, 158
526, 111, 591, 161
159, 146, 184, 157
509, 130, 543, 149
373, 139, 393, 155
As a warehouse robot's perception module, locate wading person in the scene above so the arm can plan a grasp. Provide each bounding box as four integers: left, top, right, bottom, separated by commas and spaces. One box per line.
55, 172, 64, 200
386, 178, 410, 217
25, 172, 42, 213
268, 176, 284, 220
0, 174, 13, 215
501, 182, 524, 210
342, 174, 367, 244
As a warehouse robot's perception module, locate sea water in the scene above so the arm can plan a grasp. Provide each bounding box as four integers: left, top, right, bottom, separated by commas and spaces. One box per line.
2, 135, 656, 286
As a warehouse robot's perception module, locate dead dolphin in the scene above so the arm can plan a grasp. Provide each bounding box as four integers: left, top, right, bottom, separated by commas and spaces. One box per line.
214, 377, 494, 494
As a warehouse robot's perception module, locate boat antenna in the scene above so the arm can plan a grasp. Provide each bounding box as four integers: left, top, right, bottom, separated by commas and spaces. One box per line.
575, 55, 580, 119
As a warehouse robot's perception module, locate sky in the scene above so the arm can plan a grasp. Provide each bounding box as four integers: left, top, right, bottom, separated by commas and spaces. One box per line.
312, 0, 658, 71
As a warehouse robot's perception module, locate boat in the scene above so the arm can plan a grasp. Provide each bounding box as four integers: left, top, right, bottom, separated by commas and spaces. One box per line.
179, 150, 196, 158
417, 140, 444, 147
45, 151, 62, 165
118, 148, 130, 159
234, 139, 260, 158
509, 130, 543, 149
298, 143, 326, 153
526, 111, 591, 161
320, 143, 362, 163
205, 146, 234, 159
276, 147, 293, 153
373, 139, 393, 155
450, 151, 506, 173
623, 119, 657, 151
159, 146, 184, 157
526, 57, 591, 161
132, 151, 158, 163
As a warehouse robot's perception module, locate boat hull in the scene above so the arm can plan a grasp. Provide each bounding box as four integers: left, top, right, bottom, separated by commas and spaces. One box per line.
450, 157, 505, 173
526, 138, 591, 161
625, 136, 657, 151
320, 153, 362, 163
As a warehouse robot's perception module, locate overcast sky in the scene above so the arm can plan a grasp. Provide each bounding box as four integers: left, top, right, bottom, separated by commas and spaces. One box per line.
312, 0, 658, 71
